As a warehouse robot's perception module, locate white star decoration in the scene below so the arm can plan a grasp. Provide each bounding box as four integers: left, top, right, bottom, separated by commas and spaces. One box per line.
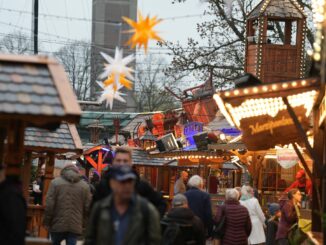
97, 82, 126, 110
99, 47, 135, 87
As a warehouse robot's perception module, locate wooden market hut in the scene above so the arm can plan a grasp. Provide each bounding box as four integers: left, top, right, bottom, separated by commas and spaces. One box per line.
23, 123, 83, 237
0, 54, 81, 244
245, 0, 307, 83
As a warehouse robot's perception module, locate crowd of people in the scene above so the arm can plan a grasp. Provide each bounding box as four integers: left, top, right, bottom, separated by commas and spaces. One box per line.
0, 146, 309, 245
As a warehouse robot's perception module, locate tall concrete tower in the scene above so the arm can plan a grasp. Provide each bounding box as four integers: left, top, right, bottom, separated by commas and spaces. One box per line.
91, 0, 137, 112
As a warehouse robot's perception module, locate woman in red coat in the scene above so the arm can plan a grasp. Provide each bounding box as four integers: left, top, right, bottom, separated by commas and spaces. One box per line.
276, 188, 302, 245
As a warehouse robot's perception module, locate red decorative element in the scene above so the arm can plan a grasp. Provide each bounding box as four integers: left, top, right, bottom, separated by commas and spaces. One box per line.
183, 97, 218, 125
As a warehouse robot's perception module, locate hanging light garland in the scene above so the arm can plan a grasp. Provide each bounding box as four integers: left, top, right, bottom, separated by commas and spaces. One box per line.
311, 0, 325, 61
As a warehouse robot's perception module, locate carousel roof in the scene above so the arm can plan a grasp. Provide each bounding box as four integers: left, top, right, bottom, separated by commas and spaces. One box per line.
248, 0, 305, 20
0, 54, 81, 127
24, 123, 82, 153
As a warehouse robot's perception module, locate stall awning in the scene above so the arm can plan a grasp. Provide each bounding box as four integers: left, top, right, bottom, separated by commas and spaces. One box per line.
214, 78, 319, 150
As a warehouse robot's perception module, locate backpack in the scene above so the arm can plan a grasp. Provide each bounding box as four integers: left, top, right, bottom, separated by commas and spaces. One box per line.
161, 220, 197, 245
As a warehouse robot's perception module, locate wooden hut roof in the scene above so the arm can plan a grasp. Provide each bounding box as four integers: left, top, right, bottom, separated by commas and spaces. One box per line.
132, 148, 175, 166
247, 0, 305, 20
24, 123, 82, 153
0, 54, 81, 128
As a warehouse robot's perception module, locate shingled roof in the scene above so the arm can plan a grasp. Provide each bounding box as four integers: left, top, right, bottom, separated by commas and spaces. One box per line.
24, 123, 82, 153
0, 54, 81, 128
247, 0, 305, 19
132, 148, 174, 167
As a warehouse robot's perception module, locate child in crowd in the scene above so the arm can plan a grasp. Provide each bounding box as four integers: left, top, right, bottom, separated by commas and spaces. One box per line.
266, 203, 281, 245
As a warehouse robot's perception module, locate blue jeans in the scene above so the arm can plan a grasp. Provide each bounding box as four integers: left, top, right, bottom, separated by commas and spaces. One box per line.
50, 232, 77, 245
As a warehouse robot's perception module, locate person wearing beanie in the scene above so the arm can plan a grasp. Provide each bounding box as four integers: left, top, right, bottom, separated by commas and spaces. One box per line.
284, 169, 312, 196
266, 203, 281, 245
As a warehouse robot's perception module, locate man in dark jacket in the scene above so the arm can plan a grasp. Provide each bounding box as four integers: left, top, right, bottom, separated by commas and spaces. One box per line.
0, 164, 26, 245
92, 147, 167, 216
184, 175, 213, 237
161, 194, 205, 245
85, 165, 161, 245
44, 164, 91, 245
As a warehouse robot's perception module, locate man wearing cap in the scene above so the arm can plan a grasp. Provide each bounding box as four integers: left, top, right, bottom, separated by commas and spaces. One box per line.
0, 164, 26, 245
161, 194, 205, 245
85, 165, 161, 245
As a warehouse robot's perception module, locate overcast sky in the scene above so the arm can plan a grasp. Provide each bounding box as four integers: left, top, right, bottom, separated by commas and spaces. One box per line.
0, 0, 209, 55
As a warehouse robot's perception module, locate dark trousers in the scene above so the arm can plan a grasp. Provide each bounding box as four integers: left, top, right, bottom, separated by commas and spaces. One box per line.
277, 239, 290, 245
51, 232, 77, 245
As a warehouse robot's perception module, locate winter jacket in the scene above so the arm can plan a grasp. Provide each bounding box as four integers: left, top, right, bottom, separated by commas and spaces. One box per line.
266, 216, 279, 245
184, 187, 213, 236
161, 207, 205, 245
0, 178, 26, 245
84, 194, 161, 245
240, 197, 266, 244
92, 170, 167, 217
43, 165, 91, 235
215, 199, 252, 245
276, 200, 298, 240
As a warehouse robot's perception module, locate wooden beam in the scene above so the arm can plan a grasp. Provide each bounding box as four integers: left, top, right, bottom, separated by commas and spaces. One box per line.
42, 153, 55, 206
5, 120, 25, 177
22, 152, 33, 202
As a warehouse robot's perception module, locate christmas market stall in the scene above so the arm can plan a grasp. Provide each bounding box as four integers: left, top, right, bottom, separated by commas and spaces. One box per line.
0, 54, 81, 244
23, 123, 82, 238
213, 76, 322, 237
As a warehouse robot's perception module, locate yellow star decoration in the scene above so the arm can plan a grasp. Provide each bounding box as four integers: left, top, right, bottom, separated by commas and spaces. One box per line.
103, 73, 133, 91
123, 12, 163, 53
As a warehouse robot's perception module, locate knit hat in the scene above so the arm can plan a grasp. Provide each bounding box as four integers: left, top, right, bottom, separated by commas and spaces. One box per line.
268, 203, 280, 216
296, 169, 306, 179
172, 194, 188, 208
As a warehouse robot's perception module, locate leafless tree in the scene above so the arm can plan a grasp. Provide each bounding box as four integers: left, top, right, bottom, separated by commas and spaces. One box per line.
135, 54, 187, 112
165, 0, 314, 87
55, 41, 91, 100
0, 31, 32, 54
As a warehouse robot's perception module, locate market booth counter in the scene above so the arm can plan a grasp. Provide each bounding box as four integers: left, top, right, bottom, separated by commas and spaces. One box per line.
0, 54, 81, 244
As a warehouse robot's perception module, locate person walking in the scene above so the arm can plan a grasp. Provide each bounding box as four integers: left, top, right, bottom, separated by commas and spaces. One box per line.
276, 188, 302, 245
184, 175, 213, 237
92, 146, 167, 216
161, 194, 205, 245
240, 185, 266, 245
214, 188, 252, 245
43, 164, 91, 245
0, 164, 26, 245
85, 165, 161, 245
266, 203, 281, 245
174, 171, 188, 194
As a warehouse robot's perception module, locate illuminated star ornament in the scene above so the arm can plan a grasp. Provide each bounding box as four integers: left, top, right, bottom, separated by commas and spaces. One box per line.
123, 12, 163, 53
99, 47, 134, 91
97, 82, 126, 110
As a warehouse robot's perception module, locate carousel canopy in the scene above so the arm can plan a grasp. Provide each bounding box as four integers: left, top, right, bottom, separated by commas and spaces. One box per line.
248, 0, 305, 20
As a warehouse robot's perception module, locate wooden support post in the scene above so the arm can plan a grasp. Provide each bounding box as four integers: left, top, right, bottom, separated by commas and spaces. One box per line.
5, 121, 25, 177
22, 152, 33, 202
42, 153, 55, 206
0, 127, 6, 165
284, 20, 292, 45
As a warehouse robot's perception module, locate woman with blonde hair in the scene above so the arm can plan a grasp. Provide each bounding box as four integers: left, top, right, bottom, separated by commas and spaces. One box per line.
240, 185, 266, 245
